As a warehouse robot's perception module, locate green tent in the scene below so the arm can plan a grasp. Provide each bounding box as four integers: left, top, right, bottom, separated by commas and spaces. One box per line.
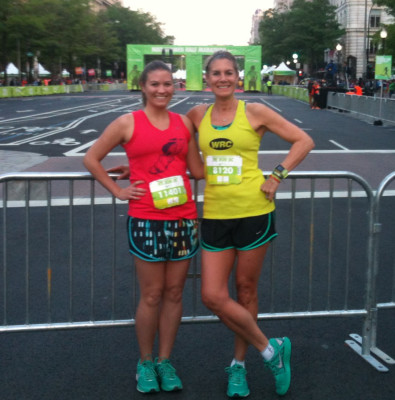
273, 62, 296, 84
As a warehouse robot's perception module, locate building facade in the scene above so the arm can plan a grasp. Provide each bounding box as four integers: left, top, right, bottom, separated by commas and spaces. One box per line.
249, 9, 265, 44
253, 0, 393, 79
329, 0, 393, 79
92, 0, 121, 12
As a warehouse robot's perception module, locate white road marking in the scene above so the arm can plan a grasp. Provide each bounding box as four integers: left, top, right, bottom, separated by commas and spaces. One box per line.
330, 140, 349, 150
259, 98, 282, 112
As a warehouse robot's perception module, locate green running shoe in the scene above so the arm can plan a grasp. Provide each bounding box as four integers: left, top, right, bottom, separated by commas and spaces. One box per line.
225, 364, 250, 398
155, 358, 183, 391
136, 359, 160, 393
264, 337, 292, 396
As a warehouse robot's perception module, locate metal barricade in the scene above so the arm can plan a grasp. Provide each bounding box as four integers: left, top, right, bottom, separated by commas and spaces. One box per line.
327, 92, 395, 124
0, 171, 393, 371
355, 172, 395, 369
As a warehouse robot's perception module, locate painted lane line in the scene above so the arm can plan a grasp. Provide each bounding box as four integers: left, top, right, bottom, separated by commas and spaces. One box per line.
259, 98, 282, 112
294, 119, 303, 124
2, 102, 141, 145
330, 140, 349, 150
1, 98, 136, 123
257, 149, 395, 154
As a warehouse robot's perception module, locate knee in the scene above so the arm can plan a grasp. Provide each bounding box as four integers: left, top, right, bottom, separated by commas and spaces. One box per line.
236, 280, 258, 307
201, 288, 227, 314
164, 284, 184, 304
141, 287, 163, 308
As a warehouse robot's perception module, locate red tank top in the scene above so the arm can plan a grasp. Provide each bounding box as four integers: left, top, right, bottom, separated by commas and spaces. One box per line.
122, 110, 197, 220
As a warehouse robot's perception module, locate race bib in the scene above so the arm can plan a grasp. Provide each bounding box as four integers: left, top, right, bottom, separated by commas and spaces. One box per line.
206, 155, 242, 185
149, 176, 187, 209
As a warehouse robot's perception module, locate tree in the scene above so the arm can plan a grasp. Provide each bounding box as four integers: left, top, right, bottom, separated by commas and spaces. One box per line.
97, 4, 174, 77
0, 0, 24, 81
374, 0, 395, 16
373, 0, 395, 60
1, 0, 174, 81
259, 0, 344, 74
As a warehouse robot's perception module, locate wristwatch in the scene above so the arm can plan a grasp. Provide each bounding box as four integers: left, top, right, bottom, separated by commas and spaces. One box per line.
273, 164, 288, 180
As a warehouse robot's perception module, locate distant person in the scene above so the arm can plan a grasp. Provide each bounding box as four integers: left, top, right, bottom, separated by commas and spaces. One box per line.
266, 79, 272, 95
311, 80, 321, 109
388, 80, 395, 98
307, 79, 314, 107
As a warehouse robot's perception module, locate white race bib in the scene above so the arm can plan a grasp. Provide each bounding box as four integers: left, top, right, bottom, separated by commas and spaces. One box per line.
149, 175, 187, 209
206, 155, 242, 185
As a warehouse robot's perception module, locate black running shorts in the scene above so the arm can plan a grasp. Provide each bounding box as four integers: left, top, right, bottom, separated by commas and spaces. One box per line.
201, 212, 277, 251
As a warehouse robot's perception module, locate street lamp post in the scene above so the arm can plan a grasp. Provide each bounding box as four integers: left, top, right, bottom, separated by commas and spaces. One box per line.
336, 43, 342, 84
26, 51, 34, 83
380, 28, 388, 53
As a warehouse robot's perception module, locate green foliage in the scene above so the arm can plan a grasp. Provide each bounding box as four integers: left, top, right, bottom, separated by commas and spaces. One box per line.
0, 0, 173, 79
374, 0, 395, 16
259, 0, 345, 72
373, 0, 395, 60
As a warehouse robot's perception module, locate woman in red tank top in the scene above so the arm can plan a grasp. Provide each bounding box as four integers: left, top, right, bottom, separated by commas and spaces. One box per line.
84, 61, 203, 393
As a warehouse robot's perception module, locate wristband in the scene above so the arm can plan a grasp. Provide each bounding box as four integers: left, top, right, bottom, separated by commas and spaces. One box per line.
273, 164, 288, 180
270, 174, 281, 183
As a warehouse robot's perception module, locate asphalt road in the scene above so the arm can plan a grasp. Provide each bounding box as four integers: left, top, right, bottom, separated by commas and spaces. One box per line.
0, 91, 394, 400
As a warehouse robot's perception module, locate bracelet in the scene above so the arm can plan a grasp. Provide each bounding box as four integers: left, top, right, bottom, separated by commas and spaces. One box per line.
273, 164, 288, 180
271, 170, 283, 181
270, 174, 281, 183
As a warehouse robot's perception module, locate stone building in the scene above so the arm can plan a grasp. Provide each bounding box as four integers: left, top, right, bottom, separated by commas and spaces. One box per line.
249, 9, 265, 44
329, 0, 393, 79
92, 0, 121, 12
252, 0, 393, 79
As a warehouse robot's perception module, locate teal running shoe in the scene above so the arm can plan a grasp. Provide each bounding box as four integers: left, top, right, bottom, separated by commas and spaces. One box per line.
264, 337, 291, 396
225, 364, 250, 398
136, 359, 160, 393
155, 358, 183, 391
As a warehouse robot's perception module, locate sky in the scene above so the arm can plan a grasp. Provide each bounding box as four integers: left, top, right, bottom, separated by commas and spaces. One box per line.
122, 0, 274, 46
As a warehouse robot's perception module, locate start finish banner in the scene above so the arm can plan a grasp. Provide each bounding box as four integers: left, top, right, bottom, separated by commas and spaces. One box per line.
126, 45, 262, 92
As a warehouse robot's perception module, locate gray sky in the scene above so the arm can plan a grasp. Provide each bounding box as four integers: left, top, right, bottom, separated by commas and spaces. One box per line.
123, 0, 274, 46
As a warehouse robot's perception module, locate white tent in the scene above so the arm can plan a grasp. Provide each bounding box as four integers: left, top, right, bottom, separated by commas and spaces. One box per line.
6, 62, 19, 76
273, 62, 296, 75
273, 62, 297, 84
61, 69, 70, 77
172, 69, 186, 80
38, 63, 51, 76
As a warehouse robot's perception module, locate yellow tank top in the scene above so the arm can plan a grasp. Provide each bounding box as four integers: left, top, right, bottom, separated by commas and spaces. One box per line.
199, 100, 275, 219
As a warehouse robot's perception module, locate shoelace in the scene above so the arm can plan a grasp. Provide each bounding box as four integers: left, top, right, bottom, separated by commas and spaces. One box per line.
157, 360, 176, 378
226, 365, 247, 384
140, 362, 157, 379
266, 354, 284, 375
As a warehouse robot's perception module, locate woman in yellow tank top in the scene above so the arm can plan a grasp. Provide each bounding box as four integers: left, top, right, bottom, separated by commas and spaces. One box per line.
187, 51, 314, 398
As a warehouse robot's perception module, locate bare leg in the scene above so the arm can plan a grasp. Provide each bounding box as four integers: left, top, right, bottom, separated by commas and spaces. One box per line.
158, 259, 190, 359
135, 258, 166, 360
201, 248, 269, 352
233, 244, 270, 361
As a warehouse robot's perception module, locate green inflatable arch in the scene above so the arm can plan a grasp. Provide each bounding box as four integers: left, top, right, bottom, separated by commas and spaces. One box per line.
127, 44, 262, 92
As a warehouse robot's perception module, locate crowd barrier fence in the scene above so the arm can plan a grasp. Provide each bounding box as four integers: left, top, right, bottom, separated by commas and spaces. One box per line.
0, 171, 394, 372
327, 92, 395, 124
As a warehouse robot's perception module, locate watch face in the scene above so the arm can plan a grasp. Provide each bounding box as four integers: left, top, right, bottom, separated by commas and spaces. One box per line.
276, 164, 285, 172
